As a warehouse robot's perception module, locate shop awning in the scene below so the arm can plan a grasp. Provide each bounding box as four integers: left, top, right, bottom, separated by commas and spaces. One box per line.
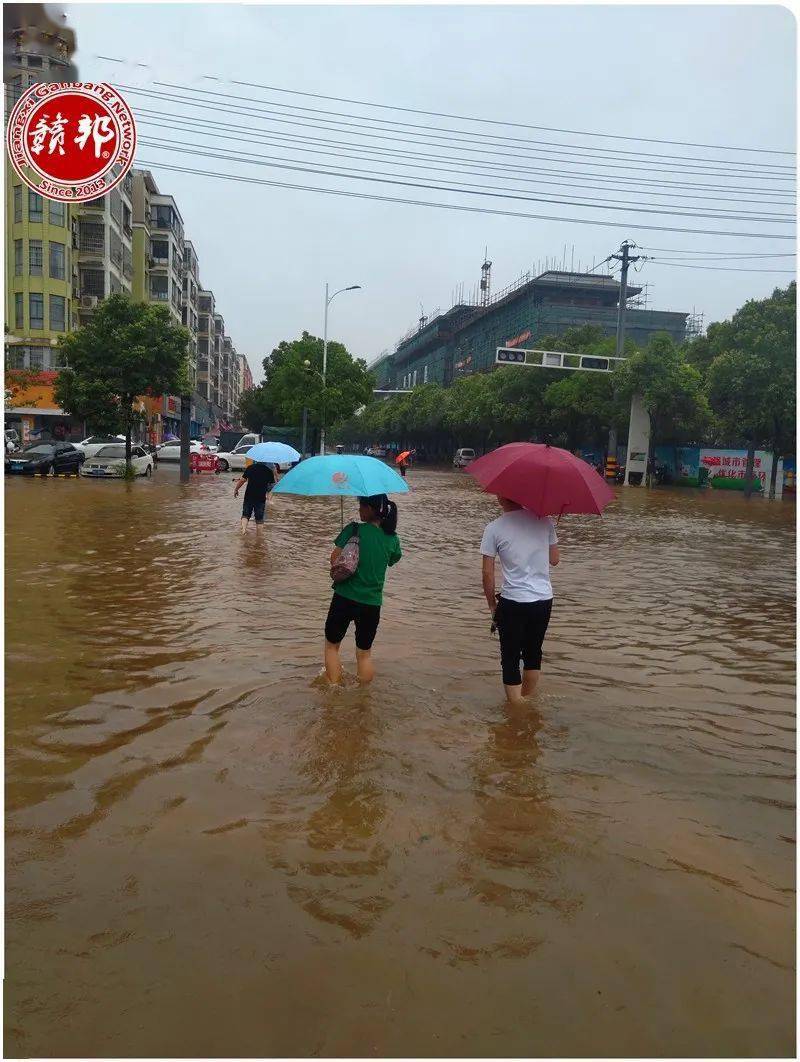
6, 406, 68, 416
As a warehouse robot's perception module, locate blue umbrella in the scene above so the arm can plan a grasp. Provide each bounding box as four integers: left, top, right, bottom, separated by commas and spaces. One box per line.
273, 454, 409, 526
273, 454, 409, 497
246, 441, 301, 464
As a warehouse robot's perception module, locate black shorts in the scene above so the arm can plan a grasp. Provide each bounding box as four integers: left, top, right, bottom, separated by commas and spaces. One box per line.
242, 498, 266, 522
325, 593, 381, 651
496, 596, 553, 686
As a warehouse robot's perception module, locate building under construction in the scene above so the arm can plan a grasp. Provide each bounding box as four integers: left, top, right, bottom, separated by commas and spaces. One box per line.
370, 263, 690, 391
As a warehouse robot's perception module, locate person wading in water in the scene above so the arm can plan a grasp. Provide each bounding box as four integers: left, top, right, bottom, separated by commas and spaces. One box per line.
324, 494, 402, 685
480, 497, 559, 703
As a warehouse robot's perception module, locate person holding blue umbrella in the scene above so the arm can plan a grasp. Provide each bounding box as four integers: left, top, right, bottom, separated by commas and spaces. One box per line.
233, 441, 301, 533
272, 454, 408, 683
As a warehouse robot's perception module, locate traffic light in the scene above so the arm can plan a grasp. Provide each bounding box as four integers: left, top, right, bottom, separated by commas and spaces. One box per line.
496, 348, 526, 364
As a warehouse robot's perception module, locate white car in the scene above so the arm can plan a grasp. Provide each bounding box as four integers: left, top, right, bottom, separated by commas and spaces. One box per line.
215, 443, 255, 472
74, 434, 126, 459
156, 440, 205, 462
80, 443, 154, 478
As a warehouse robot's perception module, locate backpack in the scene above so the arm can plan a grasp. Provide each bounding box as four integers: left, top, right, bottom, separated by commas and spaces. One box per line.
331, 522, 360, 583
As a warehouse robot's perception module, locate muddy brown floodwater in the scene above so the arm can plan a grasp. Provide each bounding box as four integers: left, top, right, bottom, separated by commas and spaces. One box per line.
5, 467, 795, 1057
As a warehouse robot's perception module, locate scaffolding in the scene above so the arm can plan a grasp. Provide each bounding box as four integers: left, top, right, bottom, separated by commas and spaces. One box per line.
685, 308, 705, 340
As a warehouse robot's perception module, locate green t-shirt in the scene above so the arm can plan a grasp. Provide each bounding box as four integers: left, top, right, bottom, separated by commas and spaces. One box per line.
333, 521, 402, 607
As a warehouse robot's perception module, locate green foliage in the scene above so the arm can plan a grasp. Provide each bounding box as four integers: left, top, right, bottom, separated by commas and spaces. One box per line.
260, 331, 374, 430
704, 283, 795, 457
615, 332, 711, 448
55, 294, 190, 458
238, 383, 278, 433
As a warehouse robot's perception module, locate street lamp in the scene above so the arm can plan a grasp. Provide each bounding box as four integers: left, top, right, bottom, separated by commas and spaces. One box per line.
320, 282, 360, 455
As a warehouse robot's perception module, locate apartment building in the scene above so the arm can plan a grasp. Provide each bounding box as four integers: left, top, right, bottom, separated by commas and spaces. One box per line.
74, 175, 134, 329
197, 289, 216, 406
149, 193, 184, 326
131, 168, 157, 303
240, 353, 254, 394
4, 16, 76, 372
182, 240, 200, 394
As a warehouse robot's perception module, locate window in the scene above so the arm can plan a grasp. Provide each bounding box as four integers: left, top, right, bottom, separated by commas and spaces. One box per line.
14, 239, 23, 276
49, 200, 66, 226
152, 239, 169, 261
9, 75, 22, 104
29, 348, 45, 370
27, 55, 43, 68
50, 295, 66, 332
29, 294, 44, 330
150, 276, 168, 300
14, 186, 22, 223
29, 240, 43, 276
49, 242, 66, 280
15, 293, 23, 329
28, 190, 43, 223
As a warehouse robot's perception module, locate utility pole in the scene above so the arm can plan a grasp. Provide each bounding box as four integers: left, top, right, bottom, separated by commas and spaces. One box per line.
612, 240, 642, 358
604, 240, 643, 482
179, 394, 191, 482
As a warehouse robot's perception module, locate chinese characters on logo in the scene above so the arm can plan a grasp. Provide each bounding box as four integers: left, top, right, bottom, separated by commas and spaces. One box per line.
30, 112, 115, 159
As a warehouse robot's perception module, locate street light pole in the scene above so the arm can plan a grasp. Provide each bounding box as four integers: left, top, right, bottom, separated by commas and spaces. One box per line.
319, 282, 361, 455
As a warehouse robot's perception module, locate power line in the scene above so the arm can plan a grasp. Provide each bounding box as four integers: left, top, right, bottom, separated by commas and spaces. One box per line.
94, 53, 795, 157
133, 105, 796, 199
138, 136, 796, 223
648, 254, 796, 262
135, 156, 797, 240
641, 246, 796, 256
120, 85, 797, 183
150, 78, 796, 173
135, 113, 797, 209
648, 261, 795, 273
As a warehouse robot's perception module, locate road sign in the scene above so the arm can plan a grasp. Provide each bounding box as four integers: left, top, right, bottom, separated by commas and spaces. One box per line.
495, 347, 626, 373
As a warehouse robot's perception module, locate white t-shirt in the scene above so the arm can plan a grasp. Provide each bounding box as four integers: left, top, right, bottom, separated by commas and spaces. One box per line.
480, 510, 557, 603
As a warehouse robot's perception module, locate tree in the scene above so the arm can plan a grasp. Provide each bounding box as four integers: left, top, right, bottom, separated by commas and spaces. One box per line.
544, 371, 623, 451
238, 383, 278, 433
616, 332, 711, 483
55, 294, 189, 466
703, 283, 795, 498
261, 332, 374, 436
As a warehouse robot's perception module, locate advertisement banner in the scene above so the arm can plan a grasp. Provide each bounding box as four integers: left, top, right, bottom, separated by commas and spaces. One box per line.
699, 449, 782, 495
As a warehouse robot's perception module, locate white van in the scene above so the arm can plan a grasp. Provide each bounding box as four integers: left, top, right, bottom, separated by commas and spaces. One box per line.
453, 447, 476, 468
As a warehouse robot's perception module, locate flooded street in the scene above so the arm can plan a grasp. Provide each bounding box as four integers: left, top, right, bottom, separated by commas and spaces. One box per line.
5, 468, 795, 1057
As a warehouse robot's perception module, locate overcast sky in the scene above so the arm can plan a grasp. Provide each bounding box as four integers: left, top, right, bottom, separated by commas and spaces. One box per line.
65, 3, 796, 383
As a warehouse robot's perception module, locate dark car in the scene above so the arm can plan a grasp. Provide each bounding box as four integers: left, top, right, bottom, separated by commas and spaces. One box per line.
6, 442, 84, 476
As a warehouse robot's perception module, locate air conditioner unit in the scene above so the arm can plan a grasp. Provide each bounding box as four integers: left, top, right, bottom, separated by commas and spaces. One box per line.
80, 295, 99, 309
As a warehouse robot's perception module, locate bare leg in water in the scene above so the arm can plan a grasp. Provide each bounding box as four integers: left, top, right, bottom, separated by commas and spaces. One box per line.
356, 648, 374, 684
324, 640, 343, 684
521, 668, 541, 697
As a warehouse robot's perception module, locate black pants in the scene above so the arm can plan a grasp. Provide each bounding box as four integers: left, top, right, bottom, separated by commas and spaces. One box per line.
325, 593, 381, 650
496, 596, 553, 686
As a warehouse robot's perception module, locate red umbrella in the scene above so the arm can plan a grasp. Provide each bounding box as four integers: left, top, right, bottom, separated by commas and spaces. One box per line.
466, 443, 615, 517
395, 449, 414, 464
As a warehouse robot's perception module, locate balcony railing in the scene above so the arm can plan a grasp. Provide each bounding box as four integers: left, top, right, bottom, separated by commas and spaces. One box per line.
78, 228, 105, 254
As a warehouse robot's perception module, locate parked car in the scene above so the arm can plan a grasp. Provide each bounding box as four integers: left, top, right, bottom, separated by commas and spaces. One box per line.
216, 444, 292, 473
6, 441, 84, 476
73, 434, 126, 458
215, 443, 254, 472
365, 446, 387, 458
155, 440, 205, 462
80, 444, 154, 478
453, 447, 476, 468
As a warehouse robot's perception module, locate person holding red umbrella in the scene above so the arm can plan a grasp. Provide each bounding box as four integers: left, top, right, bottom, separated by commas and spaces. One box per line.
480, 498, 559, 704
470, 442, 614, 703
